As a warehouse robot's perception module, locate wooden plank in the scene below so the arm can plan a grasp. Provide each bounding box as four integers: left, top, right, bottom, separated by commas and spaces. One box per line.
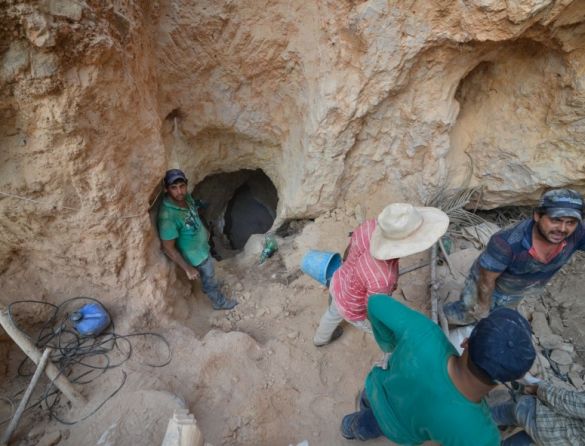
0, 305, 86, 408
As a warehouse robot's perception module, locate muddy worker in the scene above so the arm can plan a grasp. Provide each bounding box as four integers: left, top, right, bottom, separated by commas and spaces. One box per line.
313, 203, 449, 346
491, 380, 585, 445
443, 188, 585, 326
341, 295, 535, 445
158, 169, 237, 310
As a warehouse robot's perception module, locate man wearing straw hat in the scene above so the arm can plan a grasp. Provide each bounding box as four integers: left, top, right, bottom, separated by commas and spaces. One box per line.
313, 203, 449, 346
443, 188, 585, 326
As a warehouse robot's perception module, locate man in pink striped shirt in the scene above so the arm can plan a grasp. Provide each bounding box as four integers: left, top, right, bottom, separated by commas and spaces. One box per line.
313, 203, 449, 346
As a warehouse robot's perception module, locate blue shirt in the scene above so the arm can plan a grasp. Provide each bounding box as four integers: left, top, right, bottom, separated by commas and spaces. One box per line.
469, 219, 585, 298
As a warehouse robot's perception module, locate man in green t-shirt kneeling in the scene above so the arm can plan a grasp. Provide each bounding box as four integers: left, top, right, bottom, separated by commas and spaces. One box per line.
341, 295, 535, 445
158, 169, 237, 311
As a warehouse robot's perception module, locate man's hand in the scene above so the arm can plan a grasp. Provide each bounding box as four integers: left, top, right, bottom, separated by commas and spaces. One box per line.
524, 384, 538, 395
161, 238, 200, 280
469, 300, 490, 321
184, 266, 200, 281
471, 268, 502, 321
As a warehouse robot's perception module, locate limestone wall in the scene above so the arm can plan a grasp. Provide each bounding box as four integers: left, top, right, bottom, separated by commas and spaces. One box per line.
1, 0, 584, 315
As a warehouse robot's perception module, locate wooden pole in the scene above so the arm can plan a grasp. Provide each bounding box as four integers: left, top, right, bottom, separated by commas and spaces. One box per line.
1, 348, 52, 445
430, 243, 438, 324
438, 303, 450, 338
0, 306, 86, 408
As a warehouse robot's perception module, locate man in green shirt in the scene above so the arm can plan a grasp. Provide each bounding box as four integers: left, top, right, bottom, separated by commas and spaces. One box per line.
158, 169, 237, 310
340, 294, 535, 445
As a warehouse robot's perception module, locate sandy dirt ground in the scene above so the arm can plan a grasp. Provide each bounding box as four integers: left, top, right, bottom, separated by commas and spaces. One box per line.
1, 209, 584, 446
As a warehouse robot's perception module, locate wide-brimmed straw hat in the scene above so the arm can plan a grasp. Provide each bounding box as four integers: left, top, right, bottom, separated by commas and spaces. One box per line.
370, 203, 449, 260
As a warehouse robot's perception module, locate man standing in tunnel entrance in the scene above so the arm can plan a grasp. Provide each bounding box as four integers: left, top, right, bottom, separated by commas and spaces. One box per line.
444, 188, 585, 326
158, 169, 238, 310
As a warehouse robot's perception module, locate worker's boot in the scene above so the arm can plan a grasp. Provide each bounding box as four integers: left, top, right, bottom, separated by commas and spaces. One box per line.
212, 297, 238, 311
313, 326, 343, 347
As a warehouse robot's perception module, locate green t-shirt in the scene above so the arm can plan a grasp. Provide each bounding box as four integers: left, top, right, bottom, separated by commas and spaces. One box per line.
365, 294, 500, 446
158, 195, 210, 267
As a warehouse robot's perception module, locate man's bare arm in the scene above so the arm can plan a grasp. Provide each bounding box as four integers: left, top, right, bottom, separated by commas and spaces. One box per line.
161, 238, 199, 280
472, 268, 502, 318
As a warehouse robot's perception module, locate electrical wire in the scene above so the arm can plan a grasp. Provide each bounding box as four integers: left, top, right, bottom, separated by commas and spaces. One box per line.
1, 297, 172, 426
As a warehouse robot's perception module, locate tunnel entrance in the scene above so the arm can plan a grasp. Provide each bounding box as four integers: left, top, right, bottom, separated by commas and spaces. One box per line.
192, 169, 278, 259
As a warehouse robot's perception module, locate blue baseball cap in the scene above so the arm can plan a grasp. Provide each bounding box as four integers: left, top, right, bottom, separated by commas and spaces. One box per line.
538, 188, 583, 221
468, 308, 535, 383
164, 169, 187, 186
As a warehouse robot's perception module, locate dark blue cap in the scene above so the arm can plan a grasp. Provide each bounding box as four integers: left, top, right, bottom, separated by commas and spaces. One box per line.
468, 308, 535, 383
538, 188, 583, 221
164, 169, 187, 187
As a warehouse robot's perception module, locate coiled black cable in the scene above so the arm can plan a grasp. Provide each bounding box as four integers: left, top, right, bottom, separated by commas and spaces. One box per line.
1, 297, 172, 426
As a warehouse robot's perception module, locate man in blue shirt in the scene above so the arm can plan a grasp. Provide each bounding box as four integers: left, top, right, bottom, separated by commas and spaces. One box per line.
444, 188, 585, 325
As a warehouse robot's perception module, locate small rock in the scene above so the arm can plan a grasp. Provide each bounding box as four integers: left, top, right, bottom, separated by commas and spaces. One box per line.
234, 282, 243, 291
568, 371, 585, 389
0, 41, 30, 81
532, 301, 547, 314
559, 302, 572, 311
46, 0, 83, 21
218, 320, 231, 331
556, 343, 575, 354
31, 51, 58, 78
37, 431, 61, 446
531, 312, 553, 338
559, 364, 571, 375
287, 331, 298, 339
550, 349, 573, 366
548, 307, 565, 334
256, 308, 268, 317
538, 333, 564, 350
23, 11, 55, 48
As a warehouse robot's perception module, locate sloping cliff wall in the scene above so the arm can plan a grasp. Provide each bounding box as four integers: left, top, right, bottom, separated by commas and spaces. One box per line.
1, 0, 584, 313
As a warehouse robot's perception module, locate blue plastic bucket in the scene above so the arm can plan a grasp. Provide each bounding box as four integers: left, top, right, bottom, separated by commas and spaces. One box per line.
300, 250, 342, 286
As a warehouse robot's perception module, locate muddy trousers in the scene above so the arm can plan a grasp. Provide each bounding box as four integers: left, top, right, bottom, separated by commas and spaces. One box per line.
341, 391, 384, 440
443, 274, 525, 326
195, 256, 228, 309
491, 396, 537, 446
313, 294, 372, 345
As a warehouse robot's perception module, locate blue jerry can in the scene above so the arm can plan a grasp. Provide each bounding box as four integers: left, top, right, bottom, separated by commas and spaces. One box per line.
69, 302, 111, 336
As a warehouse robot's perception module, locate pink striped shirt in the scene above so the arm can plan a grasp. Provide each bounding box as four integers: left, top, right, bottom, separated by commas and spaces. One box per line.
330, 219, 399, 322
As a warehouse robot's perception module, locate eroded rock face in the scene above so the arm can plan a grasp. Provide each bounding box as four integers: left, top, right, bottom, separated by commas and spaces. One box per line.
1, 1, 585, 313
